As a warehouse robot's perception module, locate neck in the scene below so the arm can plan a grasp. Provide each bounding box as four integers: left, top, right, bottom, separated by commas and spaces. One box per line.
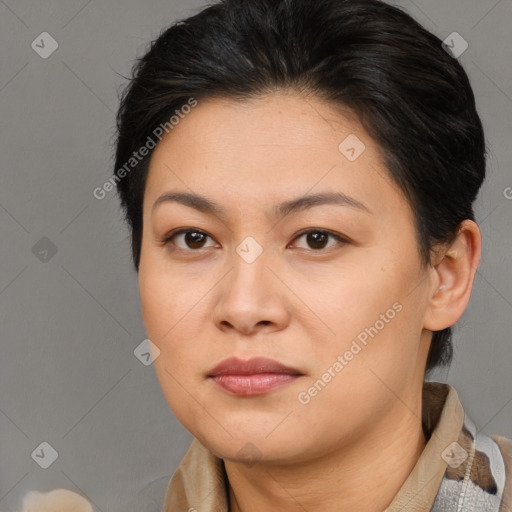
225, 390, 427, 512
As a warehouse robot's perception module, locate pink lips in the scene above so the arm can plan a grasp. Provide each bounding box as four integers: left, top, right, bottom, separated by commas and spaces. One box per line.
208, 357, 302, 396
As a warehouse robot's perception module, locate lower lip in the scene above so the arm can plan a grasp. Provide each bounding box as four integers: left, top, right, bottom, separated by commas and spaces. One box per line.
210, 373, 300, 396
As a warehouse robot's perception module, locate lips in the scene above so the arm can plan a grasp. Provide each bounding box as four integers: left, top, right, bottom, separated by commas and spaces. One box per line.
207, 357, 303, 396
208, 357, 302, 376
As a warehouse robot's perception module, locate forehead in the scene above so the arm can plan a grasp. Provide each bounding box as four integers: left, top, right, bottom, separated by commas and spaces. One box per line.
149, 92, 368, 160
144, 92, 407, 222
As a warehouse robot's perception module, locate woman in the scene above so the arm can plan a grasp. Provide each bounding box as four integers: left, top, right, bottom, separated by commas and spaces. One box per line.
112, 0, 512, 510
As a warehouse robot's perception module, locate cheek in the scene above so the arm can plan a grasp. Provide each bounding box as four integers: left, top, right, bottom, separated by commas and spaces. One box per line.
138, 271, 170, 342
140, 272, 209, 424
315, 258, 424, 374
138, 260, 213, 380
319, 264, 402, 337
138, 258, 202, 341
152, 353, 204, 437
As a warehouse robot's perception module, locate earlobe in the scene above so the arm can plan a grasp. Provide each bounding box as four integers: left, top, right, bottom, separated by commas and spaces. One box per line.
423, 220, 482, 332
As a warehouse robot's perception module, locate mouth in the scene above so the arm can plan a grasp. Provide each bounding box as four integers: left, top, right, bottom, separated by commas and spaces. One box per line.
207, 357, 303, 396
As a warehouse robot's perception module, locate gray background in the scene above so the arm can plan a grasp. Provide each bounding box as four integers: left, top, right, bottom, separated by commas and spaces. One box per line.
0, 0, 510, 511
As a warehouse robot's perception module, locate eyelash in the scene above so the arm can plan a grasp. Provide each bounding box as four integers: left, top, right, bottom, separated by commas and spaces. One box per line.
161, 228, 350, 253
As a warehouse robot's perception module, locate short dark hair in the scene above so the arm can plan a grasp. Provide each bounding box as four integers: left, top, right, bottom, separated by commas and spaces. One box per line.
113, 0, 486, 374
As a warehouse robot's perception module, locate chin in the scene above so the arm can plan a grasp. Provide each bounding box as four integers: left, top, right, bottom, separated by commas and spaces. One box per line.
193, 425, 303, 465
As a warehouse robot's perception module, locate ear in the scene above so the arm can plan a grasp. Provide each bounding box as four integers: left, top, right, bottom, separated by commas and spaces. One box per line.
423, 220, 482, 331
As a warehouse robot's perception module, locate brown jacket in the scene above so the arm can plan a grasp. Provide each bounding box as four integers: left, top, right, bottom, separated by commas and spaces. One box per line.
163, 381, 512, 511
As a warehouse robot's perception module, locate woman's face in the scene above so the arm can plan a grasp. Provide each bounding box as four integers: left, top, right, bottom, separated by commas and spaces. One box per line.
138, 92, 435, 463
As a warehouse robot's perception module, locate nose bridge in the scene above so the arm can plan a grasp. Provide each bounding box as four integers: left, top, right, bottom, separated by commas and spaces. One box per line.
229, 233, 273, 296
212, 231, 289, 333
227, 207, 274, 269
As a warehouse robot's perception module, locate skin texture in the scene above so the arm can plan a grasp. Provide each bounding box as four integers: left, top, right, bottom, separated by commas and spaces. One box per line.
138, 91, 482, 512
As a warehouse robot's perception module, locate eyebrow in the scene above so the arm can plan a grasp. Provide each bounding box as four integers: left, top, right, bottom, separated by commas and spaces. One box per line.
151, 190, 372, 220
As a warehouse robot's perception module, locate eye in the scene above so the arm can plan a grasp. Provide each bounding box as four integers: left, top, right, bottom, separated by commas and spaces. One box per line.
290, 229, 349, 251
162, 228, 349, 253
162, 228, 217, 251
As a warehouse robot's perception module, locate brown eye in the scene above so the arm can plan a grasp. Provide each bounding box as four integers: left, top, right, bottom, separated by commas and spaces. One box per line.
291, 229, 348, 251
163, 229, 216, 251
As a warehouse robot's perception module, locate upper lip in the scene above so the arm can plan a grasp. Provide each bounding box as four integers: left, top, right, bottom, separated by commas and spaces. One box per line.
208, 357, 302, 377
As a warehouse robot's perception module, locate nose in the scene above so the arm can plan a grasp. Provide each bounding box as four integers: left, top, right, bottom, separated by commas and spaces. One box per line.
212, 250, 291, 336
